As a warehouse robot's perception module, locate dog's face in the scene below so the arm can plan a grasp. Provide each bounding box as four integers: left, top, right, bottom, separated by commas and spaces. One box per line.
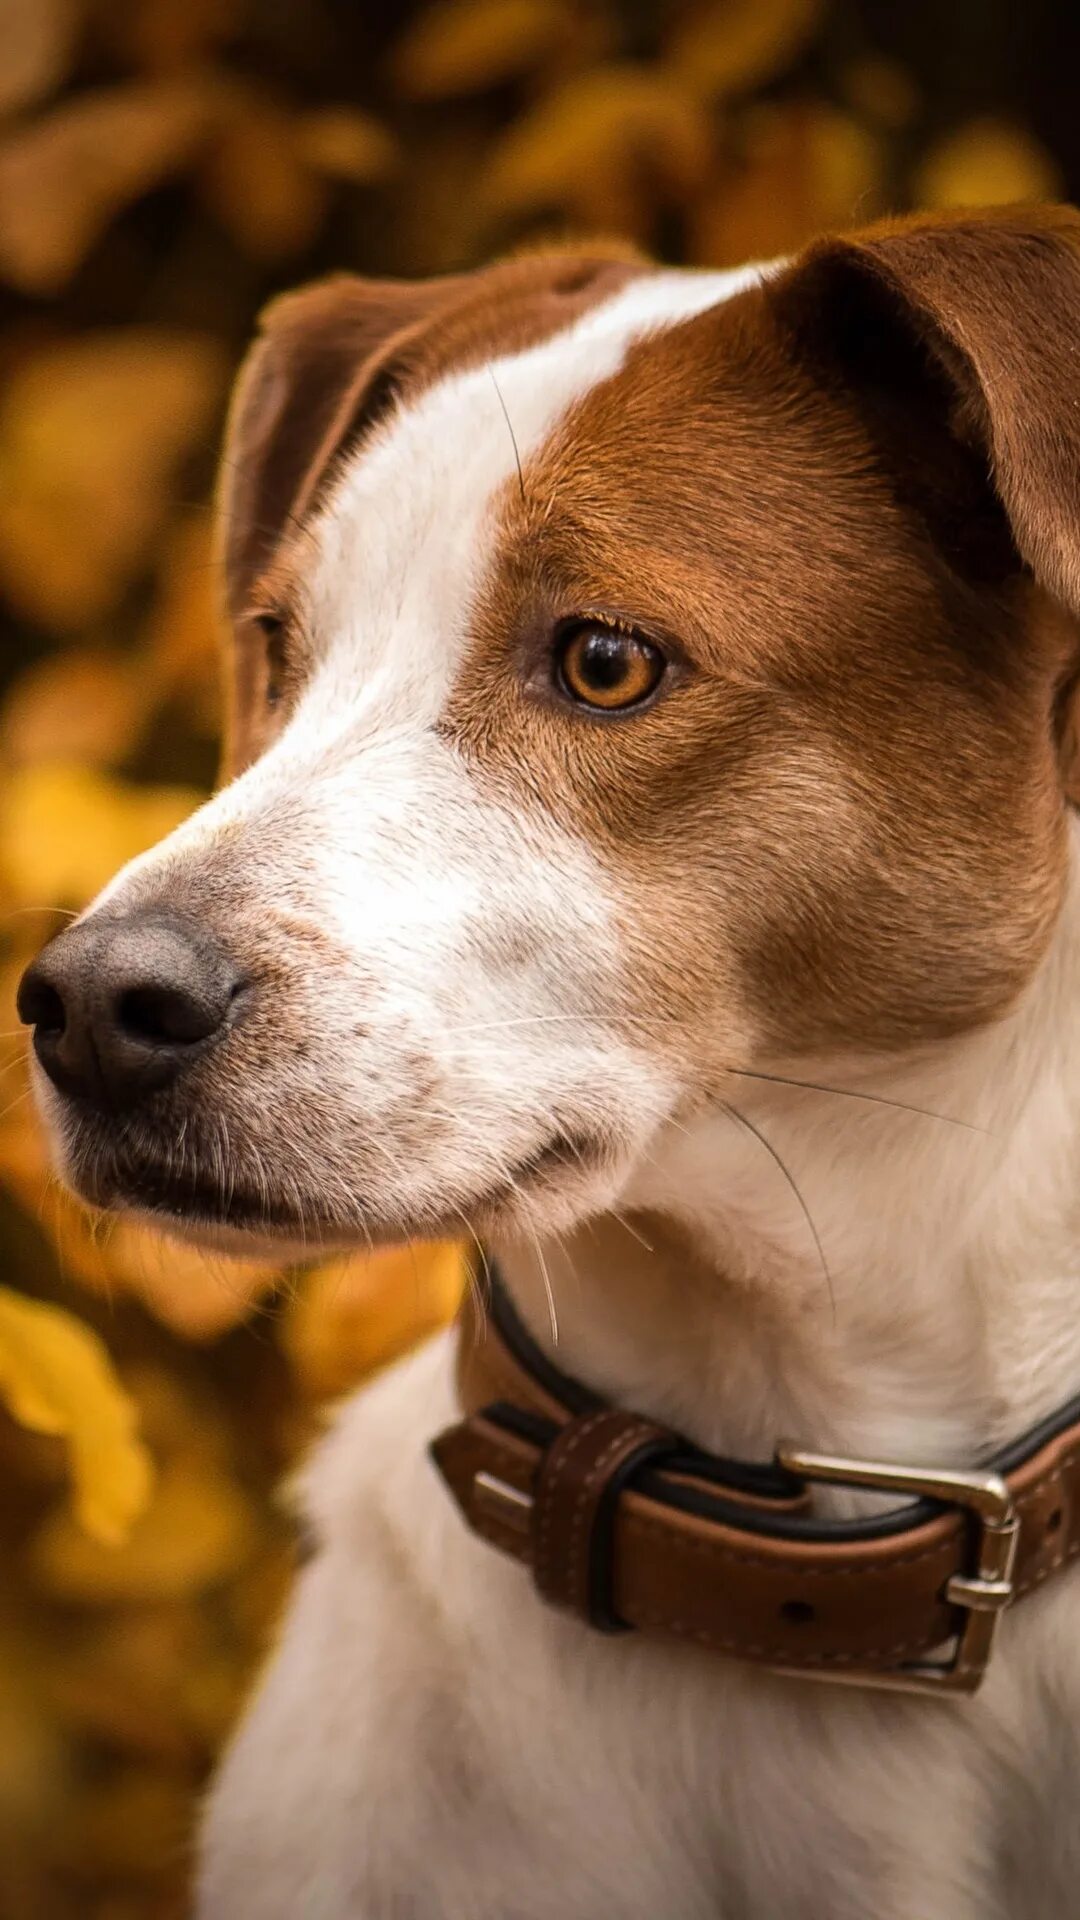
19, 212, 1080, 1254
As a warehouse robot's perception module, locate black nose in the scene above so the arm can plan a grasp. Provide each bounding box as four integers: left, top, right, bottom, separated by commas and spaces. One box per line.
17, 913, 243, 1109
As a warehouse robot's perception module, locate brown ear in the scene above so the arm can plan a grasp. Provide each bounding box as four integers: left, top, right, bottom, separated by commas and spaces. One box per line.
218, 272, 468, 627
769, 206, 1080, 804
771, 206, 1080, 615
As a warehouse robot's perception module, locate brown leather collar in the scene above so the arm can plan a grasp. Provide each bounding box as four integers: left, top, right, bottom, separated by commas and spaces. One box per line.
431, 1268, 1080, 1695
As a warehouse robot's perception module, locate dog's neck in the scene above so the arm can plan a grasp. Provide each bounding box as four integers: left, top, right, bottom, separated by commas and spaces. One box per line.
494, 816, 1080, 1484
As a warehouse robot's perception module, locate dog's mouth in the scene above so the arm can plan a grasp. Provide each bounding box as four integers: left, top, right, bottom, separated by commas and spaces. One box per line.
64, 1123, 606, 1250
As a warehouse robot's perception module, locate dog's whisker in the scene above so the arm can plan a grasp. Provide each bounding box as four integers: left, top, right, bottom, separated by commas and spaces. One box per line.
530, 1227, 559, 1347
721, 1067, 992, 1136
443, 1013, 987, 1134
0, 1087, 31, 1127
487, 366, 526, 504
1, 904, 80, 923
495, 1164, 561, 1345
719, 1099, 836, 1323
610, 1210, 655, 1254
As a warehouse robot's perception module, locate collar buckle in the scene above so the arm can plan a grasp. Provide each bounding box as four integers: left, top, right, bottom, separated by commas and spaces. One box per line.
772, 1442, 1020, 1697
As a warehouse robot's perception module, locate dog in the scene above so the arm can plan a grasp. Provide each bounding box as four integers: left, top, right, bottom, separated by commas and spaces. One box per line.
17, 204, 1080, 1919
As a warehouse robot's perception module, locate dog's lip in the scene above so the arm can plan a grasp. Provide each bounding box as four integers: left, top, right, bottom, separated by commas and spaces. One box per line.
77, 1152, 331, 1237
66, 1125, 604, 1247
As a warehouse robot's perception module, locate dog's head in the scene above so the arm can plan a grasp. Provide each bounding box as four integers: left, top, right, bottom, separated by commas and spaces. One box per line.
19, 209, 1080, 1255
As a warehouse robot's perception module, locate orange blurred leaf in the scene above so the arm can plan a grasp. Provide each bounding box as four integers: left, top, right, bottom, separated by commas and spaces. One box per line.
284, 1240, 464, 1400
0, 0, 79, 120
0, 331, 226, 630
915, 118, 1062, 209
671, 0, 821, 97
484, 65, 713, 228
840, 55, 919, 131
390, 0, 572, 100
0, 1286, 154, 1545
691, 103, 881, 267
0, 762, 201, 910
100, 1225, 281, 1340
294, 106, 398, 183
31, 1458, 258, 1601
0, 80, 214, 295
201, 94, 327, 261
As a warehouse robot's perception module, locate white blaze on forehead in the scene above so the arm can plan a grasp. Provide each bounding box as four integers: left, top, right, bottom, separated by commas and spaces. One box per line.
96, 264, 768, 907
300, 265, 766, 737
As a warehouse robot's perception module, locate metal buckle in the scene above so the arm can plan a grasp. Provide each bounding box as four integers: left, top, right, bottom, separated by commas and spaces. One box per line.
772, 1442, 1020, 1698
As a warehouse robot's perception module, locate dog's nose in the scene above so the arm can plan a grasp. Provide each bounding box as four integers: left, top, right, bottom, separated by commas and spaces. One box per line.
17, 914, 242, 1108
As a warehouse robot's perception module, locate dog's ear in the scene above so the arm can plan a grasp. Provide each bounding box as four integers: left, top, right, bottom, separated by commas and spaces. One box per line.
218, 273, 462, 628
769, 205, 1080, 799
770, 206, 1080, 610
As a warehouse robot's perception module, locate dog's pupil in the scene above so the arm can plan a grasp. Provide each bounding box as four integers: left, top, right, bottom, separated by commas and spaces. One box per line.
582, 631, 629, 687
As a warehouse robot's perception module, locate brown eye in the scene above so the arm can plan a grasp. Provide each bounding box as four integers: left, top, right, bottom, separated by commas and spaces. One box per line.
556, 622, 665, 711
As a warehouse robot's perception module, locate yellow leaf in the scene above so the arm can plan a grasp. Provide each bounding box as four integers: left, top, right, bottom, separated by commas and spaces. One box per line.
284, 1240, 464, 1401
0, 1286, 153, 1545
0, 80, 213, 295
915, 118, 1062, 210
0, 761, 201, 911
484, 66, 713, 226
31, 1459, 258, 1600
0, 331, 226, 630
391, 0, 571, 100
671, 0, 822, 97
294, 106, 398, 183
98, 1224, 281, 1340
0, 0, 78, 120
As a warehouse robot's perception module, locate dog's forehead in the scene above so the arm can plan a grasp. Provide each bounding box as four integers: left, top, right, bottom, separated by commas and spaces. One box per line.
296, 265, 765, 730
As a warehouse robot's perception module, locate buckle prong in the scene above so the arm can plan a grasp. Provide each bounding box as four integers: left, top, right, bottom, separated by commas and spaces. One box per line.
772, 1442, 1020, 1698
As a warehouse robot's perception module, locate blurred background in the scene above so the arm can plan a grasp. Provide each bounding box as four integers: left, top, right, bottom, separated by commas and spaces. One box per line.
0, 1, 1078, 1913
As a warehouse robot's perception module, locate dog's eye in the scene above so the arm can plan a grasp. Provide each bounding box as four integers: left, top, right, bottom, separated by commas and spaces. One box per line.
555, 621, 665, 712
252, 612, 287, 708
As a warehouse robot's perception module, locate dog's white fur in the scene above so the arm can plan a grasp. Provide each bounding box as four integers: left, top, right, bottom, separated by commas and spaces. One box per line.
38, 262, 1080, 1915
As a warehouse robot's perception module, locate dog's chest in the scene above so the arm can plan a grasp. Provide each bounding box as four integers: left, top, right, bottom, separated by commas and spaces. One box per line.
197, 1338, 1080, 1920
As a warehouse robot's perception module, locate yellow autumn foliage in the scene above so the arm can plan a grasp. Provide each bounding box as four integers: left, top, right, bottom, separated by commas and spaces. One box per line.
0, 0, 1069, 1911
0, 761, 202, 907
391, 0, 577, 100
0, 1286, 153, 1545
